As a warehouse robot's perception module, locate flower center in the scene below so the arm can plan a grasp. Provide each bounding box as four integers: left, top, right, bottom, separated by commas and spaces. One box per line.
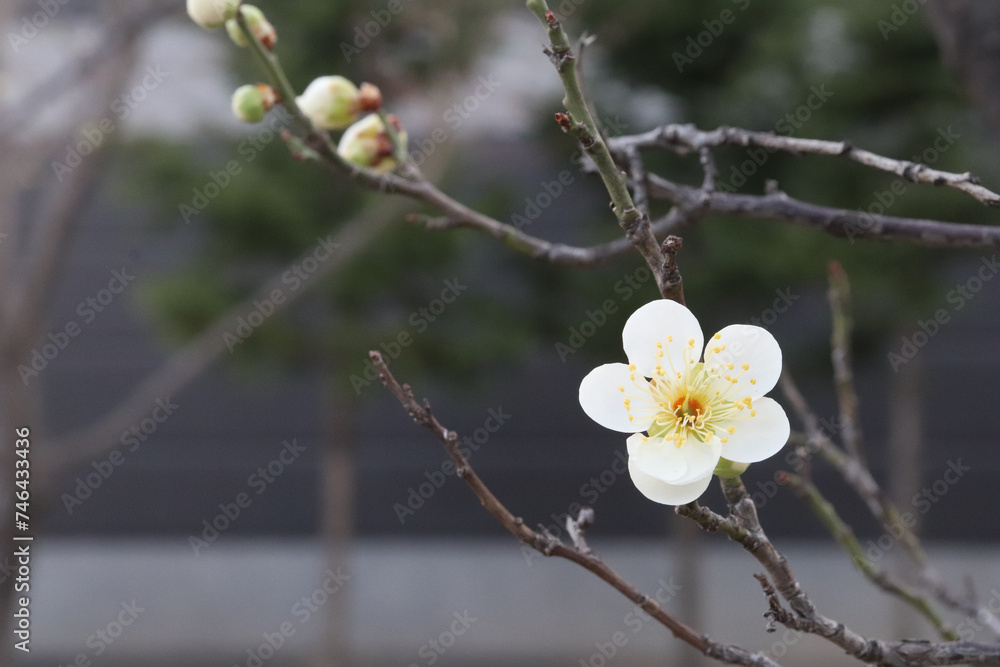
673, 395, 703, 417
619, 334, 758, 448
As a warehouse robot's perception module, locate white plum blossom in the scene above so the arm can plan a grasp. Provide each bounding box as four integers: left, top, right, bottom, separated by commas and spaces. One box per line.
579, 299, 790, 505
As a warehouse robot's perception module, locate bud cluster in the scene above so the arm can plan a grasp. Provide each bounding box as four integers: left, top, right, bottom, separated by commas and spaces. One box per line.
187, 0, 407, 173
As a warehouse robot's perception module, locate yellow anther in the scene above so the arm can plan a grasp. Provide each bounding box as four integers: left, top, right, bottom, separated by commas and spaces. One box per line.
727, 362, 735, 370
667, 335, 673, 342
751, 410, 757, 417
617, 385, 625, 392
712, 346, 721, 353
656, 341, 663, 348
713, 333, 722, 340
743, 397, 752, 406
741, 363, 749, 371
750, 379, 757, 385
628, 363, 636, 371
727, 426, 736, 434
720, 436, 729, 443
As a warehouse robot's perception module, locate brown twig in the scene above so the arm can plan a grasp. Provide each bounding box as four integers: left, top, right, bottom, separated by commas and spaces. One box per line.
827, 261, 866, 464
699, 146, 719, 192
371, 351, 782, 667
565, 506, 595, 556
682, 477, 1000, 665
624, 145, 651, 218
782, 472, 955, 639
402, 207, 687, 268
611, 124, 1000, 207
646, 174, 1000, 249
526, 1, 684, 304
780, 369, 1000, 639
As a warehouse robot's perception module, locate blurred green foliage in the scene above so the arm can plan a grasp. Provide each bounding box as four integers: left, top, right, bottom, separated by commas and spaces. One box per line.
124, 0, 999, 398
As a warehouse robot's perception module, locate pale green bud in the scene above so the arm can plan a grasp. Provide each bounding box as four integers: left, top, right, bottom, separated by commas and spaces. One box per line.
186, 0, 238, 29
712, 457, 750, 479
296, 76, 366, 131
225, 5, 277, 50
337, 113, 407, 173
231, 84, 278, 123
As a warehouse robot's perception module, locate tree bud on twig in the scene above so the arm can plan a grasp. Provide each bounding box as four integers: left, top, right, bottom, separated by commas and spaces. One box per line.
358, 83, 383, 113
337, 113, 408, 174
296, 76, 373, 130
186, 0, 238, 29
231, 84, 278, 123
226, 5, 277, 51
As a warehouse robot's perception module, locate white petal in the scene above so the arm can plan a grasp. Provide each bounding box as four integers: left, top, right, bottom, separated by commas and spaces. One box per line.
622, 300, 703, 378
719, 397, 790, 463
628, 458, 714, 505
630, 434, 722, 485
579, 364, 653, 433
703, 324, 782, 398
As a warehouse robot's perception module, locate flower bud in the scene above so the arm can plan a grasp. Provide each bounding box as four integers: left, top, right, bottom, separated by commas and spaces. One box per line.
186, 0, 238, 29
337, 113, 408, 174
225, 5, 277, 50
231, 84, 278, 123
296, 76, 367, 130
358, 82, 383, 113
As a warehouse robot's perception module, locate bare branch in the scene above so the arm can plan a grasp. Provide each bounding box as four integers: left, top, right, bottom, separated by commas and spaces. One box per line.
44, 204, 400, 466
699, 147, 719, 192
565, 506, 595, 556
783, 471, 955, 639
624, 145, 651, 218
827, 261, 866, 463
612, 124, 1000, 207
682, 476, 1000, 665
0, 2, 180, 143
525, 2, 683, 303
647, 174, 1000, 249
3, 6, 163, 359
371, 350, 782, 667
780, 370, 1000, 639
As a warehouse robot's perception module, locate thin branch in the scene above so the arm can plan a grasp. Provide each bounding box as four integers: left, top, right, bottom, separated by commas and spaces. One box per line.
625, 145, 650, 218
682, 476, 1000, 665
526, 0, 683, 303
238, 7, 695, 294
660, 234, 686, 306
780, 370, 1000, 639
371, 351, 782, 667
565, 506, 595, 556
0, 2, 180, 143
783, 472, 955, 640
699, 147, 719, 192
827, 261, 866, 463
647, 174, 1000, 249
4, 7, 158, 359
611, 124, 1000, 207
44, 203, 400, 465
